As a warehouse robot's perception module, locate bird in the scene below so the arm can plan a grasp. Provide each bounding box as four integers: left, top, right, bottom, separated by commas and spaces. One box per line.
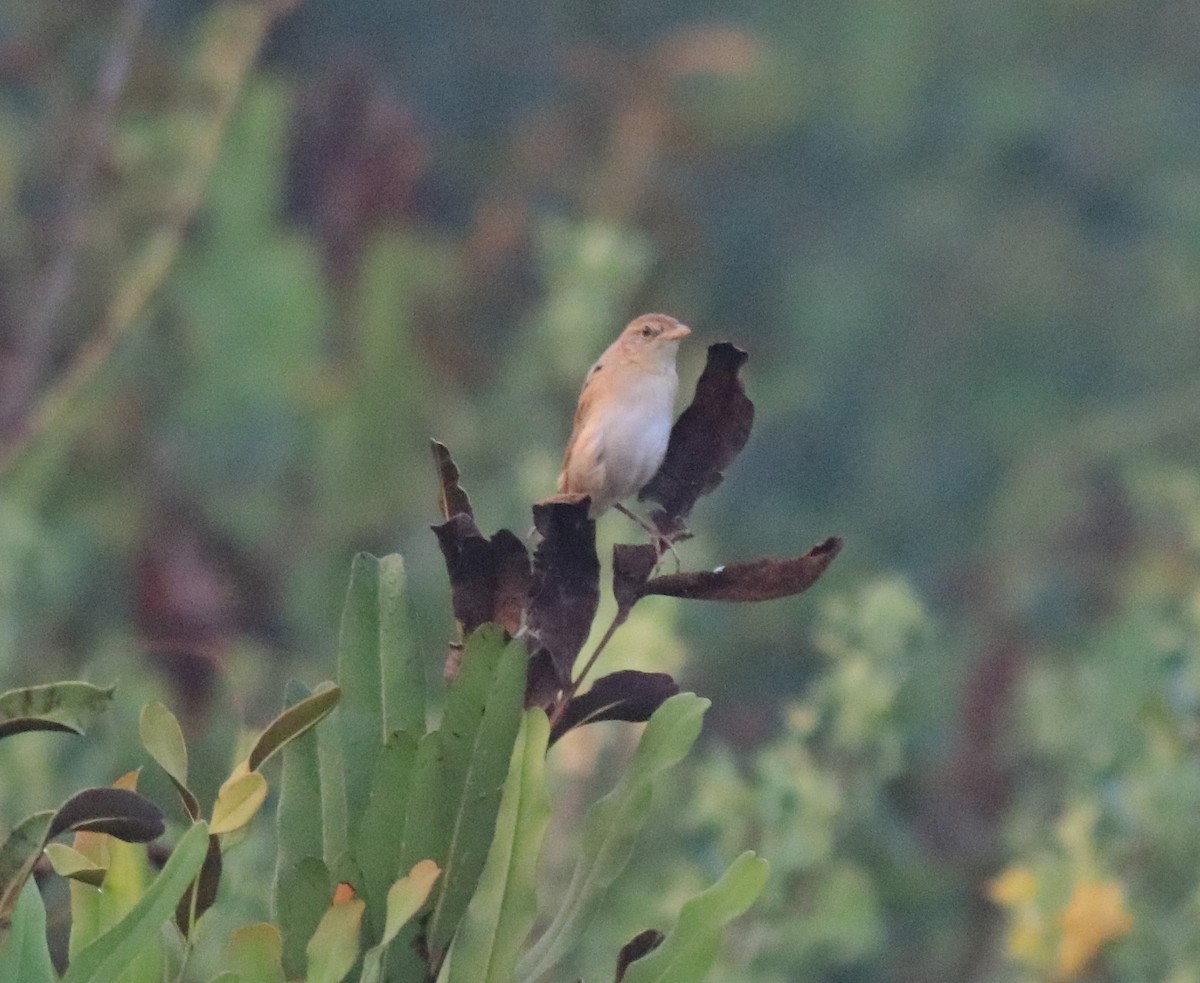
557, 313, 691, 525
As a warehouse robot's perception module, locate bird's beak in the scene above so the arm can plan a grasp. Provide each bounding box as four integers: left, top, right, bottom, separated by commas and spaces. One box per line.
664, 323, 691, 341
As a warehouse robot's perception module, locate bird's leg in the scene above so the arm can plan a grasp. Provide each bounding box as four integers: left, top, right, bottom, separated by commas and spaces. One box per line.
614, 503, 682, 572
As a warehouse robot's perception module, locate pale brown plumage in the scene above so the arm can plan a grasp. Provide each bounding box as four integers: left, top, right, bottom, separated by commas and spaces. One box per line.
557, 314, 691, 517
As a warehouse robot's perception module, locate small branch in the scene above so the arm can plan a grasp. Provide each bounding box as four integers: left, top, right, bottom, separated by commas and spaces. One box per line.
0, 0, 297, 480
548, 608, 628, 729
0, 0, 152, 436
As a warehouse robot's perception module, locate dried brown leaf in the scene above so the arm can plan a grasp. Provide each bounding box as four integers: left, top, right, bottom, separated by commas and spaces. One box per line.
527, 499, 600, 685
644, 537, 842, 602
175, 833, 222, 937
491, 528, 532, 635
615, 928, 666, 982
431, 439, 473, 520
612, 544, 657, 616
549, 670, 679, 745
639, 342, 754, 527
432, 515, 531, 636
432, 513, 495, 633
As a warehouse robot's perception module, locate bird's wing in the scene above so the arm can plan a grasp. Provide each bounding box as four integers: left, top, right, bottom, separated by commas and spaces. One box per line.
557, 361, 605, 492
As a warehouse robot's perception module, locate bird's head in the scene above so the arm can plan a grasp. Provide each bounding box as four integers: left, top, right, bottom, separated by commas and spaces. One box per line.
615, 313, 691, 367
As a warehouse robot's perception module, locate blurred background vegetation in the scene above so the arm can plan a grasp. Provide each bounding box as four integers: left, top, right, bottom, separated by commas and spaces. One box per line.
2, 0, 1200, 979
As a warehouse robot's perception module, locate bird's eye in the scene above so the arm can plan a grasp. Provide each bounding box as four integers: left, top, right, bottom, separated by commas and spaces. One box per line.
641, 325, 654, 337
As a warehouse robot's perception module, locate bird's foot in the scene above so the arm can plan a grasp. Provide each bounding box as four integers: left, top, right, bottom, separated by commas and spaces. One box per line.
615, 503, 685, 572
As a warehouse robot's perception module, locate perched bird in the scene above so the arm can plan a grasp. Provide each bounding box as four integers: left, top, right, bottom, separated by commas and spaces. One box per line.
558, 313, 691, 519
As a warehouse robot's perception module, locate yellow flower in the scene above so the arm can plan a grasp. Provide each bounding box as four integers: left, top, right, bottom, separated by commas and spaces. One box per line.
989, 866, 1039, 907
1056, 879, 1132, 980
989, 866, 1050, 968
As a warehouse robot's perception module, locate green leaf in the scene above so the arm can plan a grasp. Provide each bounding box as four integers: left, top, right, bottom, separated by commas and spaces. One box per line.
0, 682, 114, 740
439, 710, 551, 983
336, 554, 424, 838
359, 860, 441, 983
138, 702, 188, 788
426, 625, 528, 960
61, 821, 210, 983
317, 698, 350, 869
396, 730, 447, 877
248, 683, 341, 772
517, 694, 709, 982
620, 852, 769, 983
273, 679, 329, 980
211, 771, 268, 835
0, 879, 55, 983
274, 681, 324, 865
377, 554, 425, 736
306, 895, 365, 983
0, 810, 54, 944
276, 857, 331, 980
140, 701, 201, 820
337, 554, 388, 828
45, 843, 106, 887
224, 923, 285, 983
352, 729, 418, 937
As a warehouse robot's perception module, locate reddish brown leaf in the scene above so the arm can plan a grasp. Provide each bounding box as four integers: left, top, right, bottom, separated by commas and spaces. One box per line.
175, 833, 222, 937
643, 537, 842, 602
639, 342, 754, 527
48, 787, 164, 843
612, 544, 657, 616
527, 499, 600, 686
432, 515, 532, 637
616, 929, 666, 982
431, 440, 473, 520
549, 670, 679, 745
491, 528, 532, 635
432, 513, 495, 633
524, 650, 561, 709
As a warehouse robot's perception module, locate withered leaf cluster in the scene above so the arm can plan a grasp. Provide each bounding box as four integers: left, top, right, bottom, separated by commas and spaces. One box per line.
431, 344, 841, 745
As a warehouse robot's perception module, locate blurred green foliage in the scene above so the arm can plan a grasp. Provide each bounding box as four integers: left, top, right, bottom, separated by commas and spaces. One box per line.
3, 0, 1200, 979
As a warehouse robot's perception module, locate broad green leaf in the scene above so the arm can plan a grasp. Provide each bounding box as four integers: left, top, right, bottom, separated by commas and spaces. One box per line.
139, 702, 200, 820
396, 730, 447, 876
0, 810, 54, 944
377, 554, 425, 736
620, 852, 769, 983
62, 821, 210, 983
0, 879, 55, 983
337, 554, 389, 829
0, 682, 114, 740
359, 860, 441, 983
317, 698, 349, 865
276, 857, 331, 980
45, 843, 106, 887
273, 680, 328, 979
439, 710, 551, 983
211, 771, 268, 834
306, 895, 365, 983
138, 702, 188, 787
274, 681, 324, 866
248, 684, 341, 771
517, 694, 709, 982
336, 554, 423, 840
224, 923, 285, 983
352, 729, 418, 937
426, 626, 527, 960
